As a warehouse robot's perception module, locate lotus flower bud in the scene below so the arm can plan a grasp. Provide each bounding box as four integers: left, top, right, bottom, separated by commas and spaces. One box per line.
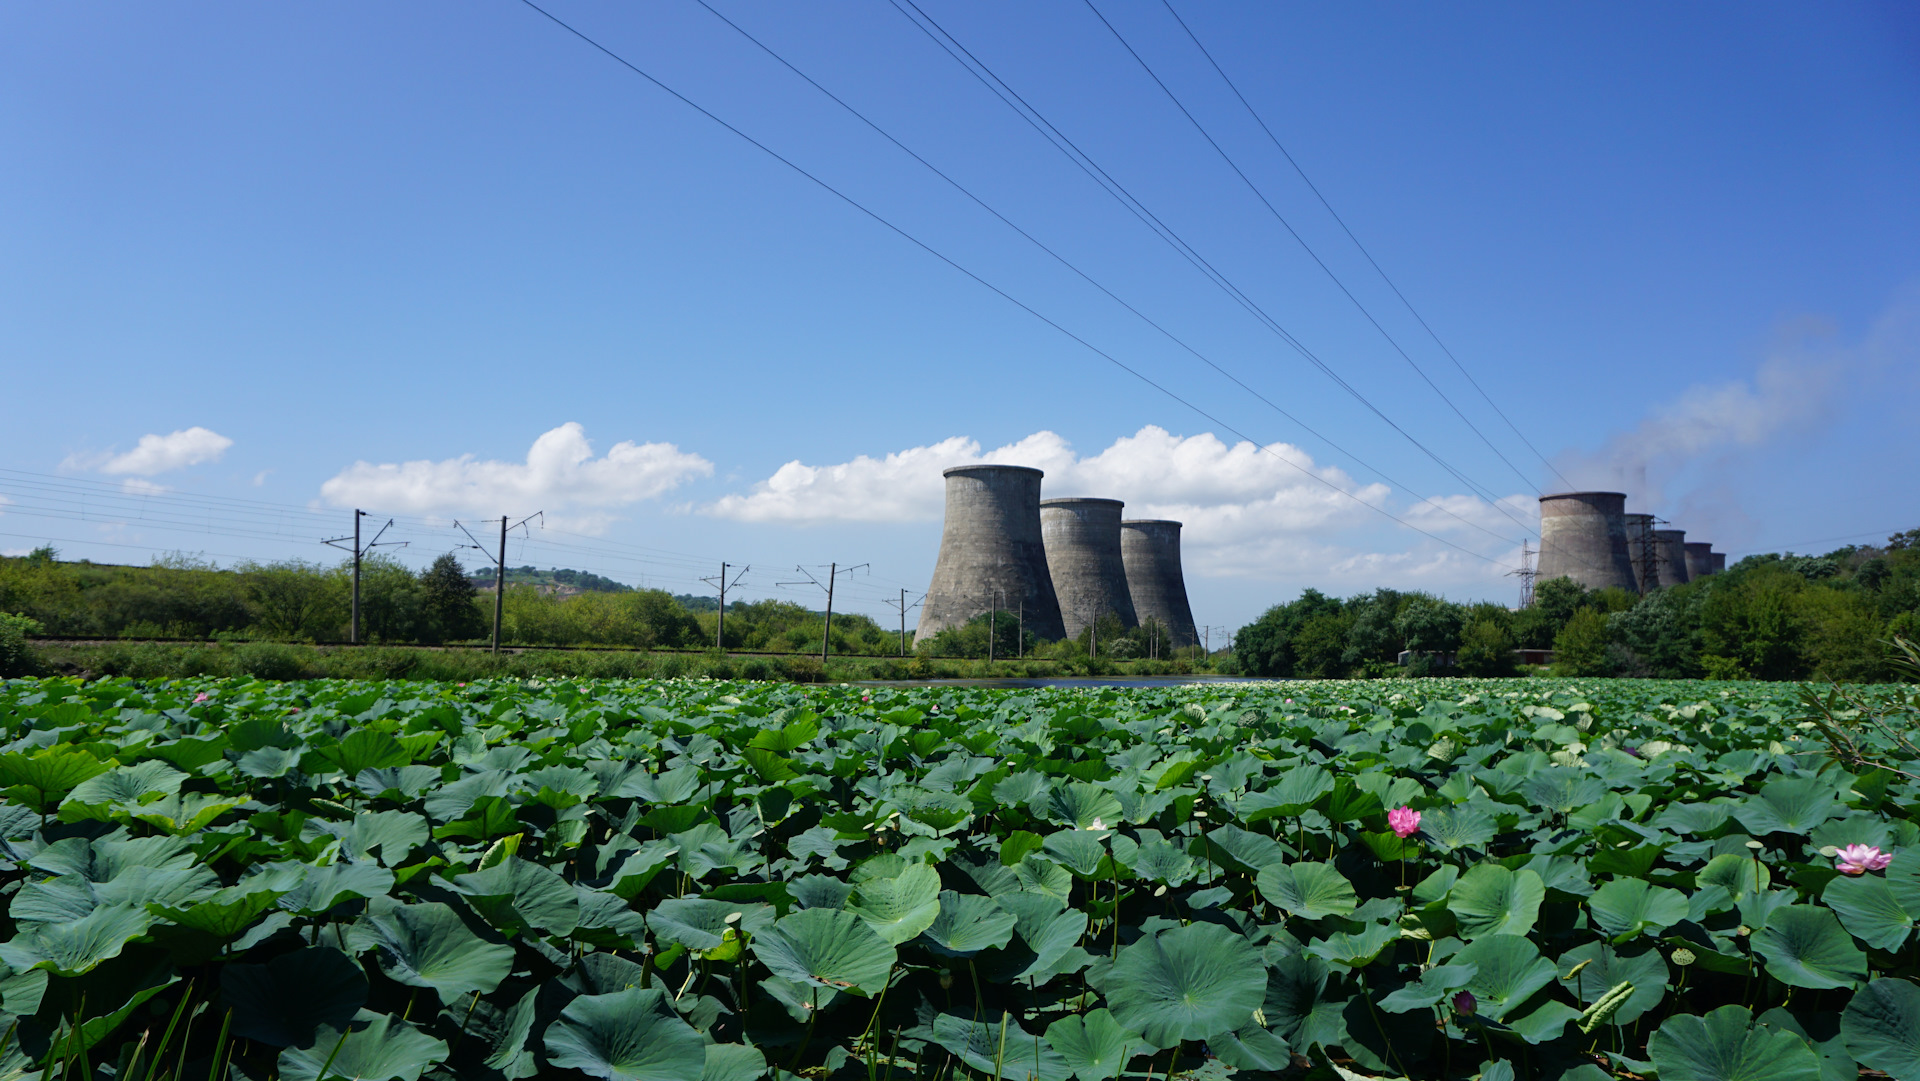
1452, 991, 1477, 1016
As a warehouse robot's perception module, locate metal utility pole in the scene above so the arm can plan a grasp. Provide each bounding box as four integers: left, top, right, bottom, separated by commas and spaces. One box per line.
988, 589, 999, 663
781, 562, 867, 663
455, 512, 542, 655
700, 562, 750, 649
879, 589, 923, 656
1509, 540, 1539, 608
323, 509, 405, 644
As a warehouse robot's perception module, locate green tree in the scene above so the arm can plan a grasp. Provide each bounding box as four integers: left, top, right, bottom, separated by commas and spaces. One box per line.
1553, 608, 1611, 676
1456, 617, 1516, 676
1395, 596, 1466, 653
243, 560, 347, 641
419, 554, 485, 643
1292, 610, 1355, 678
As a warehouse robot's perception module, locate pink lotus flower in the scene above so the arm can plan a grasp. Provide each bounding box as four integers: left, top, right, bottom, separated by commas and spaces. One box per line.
193, 692, 209, 703
1836, 844, 1892, 875
1388, 806, 1421, 839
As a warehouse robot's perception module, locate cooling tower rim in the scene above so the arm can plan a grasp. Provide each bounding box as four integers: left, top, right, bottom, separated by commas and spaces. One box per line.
1540, 491, 1628, 502
942, 463, 1044, 479
1622, 511, 1655, 521
1040, 497, 1125, 508
1652, 528, 1687, 539
1120, 519, 1183, 528
1684, 541, 1713, 552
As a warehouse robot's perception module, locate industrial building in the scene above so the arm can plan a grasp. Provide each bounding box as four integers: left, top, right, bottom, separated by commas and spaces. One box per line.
917, 465, 1197, 649
1536, 492, 1638, 593
1041, 498, 1137, 640
1121, 520, 1198, 649
916, 465, 1064, 643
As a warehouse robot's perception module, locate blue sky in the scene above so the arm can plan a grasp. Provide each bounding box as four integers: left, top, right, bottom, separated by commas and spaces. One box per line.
3, 1, 1916, 632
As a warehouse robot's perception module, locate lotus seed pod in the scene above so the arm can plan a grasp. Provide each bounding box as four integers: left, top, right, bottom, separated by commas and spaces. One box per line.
1671, 948, 1696, 966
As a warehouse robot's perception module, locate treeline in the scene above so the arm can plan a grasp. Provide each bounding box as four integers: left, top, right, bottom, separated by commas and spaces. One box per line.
1234, 529, 1920, 682
0, 548, 908, 657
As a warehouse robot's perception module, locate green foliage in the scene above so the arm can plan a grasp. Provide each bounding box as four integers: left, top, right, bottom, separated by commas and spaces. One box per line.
0, 612, 44, 677
0, 673, 1910, 1077
1553, 608, 1612, 675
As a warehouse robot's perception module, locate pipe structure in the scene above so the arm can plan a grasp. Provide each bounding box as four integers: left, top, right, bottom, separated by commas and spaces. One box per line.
1041, 498, 1137, 642
1684, 541, 1713, 581
916, 465, 1064, 644
1653, 529, 1692, 588
1120, 519, 1198, 649
1623, 512, 1657, 594
1708, 551, 1726, 575
1537, 492, 1638, 593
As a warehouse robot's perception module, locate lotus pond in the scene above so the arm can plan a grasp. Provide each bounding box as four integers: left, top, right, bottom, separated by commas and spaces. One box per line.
0, 673, 1917, 1081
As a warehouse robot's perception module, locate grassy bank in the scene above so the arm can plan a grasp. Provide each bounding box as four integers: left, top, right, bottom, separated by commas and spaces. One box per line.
23, 638, 1222, 683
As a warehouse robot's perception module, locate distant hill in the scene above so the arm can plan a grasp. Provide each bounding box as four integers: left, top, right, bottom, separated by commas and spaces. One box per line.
470, 566, 633, 595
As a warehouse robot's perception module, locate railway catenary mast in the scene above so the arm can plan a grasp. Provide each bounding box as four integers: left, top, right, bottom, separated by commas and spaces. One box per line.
915, 465, 1065, 644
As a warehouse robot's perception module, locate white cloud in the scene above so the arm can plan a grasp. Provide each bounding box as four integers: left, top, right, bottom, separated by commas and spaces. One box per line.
66, 427, 234, 476
319, 423, 713, 532
120, 478, 170, 496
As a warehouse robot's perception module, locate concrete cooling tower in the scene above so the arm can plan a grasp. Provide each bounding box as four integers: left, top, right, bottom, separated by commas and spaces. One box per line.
1654, 529, 1692, 588
1708, 552, 1726, 575
1684, 542, 1713, 581
1623, 512, 1656, 593
1041, 498, 1137, 641
1537, 492, 1637, 593
916, 465, 1065, 644
1120, 520, 1197, 649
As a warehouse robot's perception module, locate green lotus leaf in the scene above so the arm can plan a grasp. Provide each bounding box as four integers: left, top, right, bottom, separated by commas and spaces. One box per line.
1304, 922, 1396, 969
701, 1043, 769, 1081
1257, 862, 1359, 921
0, 903, 152, 976
149, 878, 289, 939
1042, 829, 1110, 877
1753, 905, 1868, 990
277, 860, 395, 916
1106, 923, 1267, 1048
1824, 874, 1917, 952
1842, 979, 1920, 1080
1378, 963, 1478, 1013
353, 764, 444, 801
543, 987, 706, 1081
128, 792, 243, 835
278, 1012, 449, 1081
1207, 1022, 1292, 1072
1648, 1004, 1822, 1081
1013, 855, 1076, 906
1734, 777, 1838, 837
1557, 942, 1668, 1026
451, 855, 581, 937
1448, 864, 1545, 938
646, 898, 770, 951
1421, 803, 1497, 852
993, 891, 1089, 981
59, 760, 187, 817
314, 729, 413, 776
220, 946, 368, 1047
845, 862, 942, 945
1047, 782, 1123, 829
919, 891, 1017, 957
0, 748, 112, 804
930, 1012, 1073, 1081
1046, 1008, 1132, 1080
348, 898, 514, 1002
1456, 934, 1556, 1022
751, 907, 895, 997
1589, 877, 1691, 940
1698, 853, 1770, 903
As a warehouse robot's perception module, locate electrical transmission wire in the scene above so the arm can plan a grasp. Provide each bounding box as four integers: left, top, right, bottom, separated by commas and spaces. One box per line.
1157, 0, 1578, 495
688, 0, 1519, 549
884, 0, 1536, 535
1080, 0, 1540, 498
513, 0, 1519, 569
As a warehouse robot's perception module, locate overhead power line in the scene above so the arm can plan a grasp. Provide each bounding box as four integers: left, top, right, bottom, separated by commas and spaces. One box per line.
514, 0, 1521, 569
1081, 0, 1540, 497
883, 0, 1535, 535
690, 0, 1520, 550
1158, 0, 1578, 494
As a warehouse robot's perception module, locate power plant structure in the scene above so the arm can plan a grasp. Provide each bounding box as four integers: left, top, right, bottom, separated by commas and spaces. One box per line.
1683, 542, 1713, 581
1536, 493, 1725, 599
1536, 492, 1638, 593
916, 465, 1064, 644
1653, 529, 1691, 589
1121, 520, 1198, 649
916, 465, 1198, 650
1040, 498, 1137, 641
1623, 512, 1657, 593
